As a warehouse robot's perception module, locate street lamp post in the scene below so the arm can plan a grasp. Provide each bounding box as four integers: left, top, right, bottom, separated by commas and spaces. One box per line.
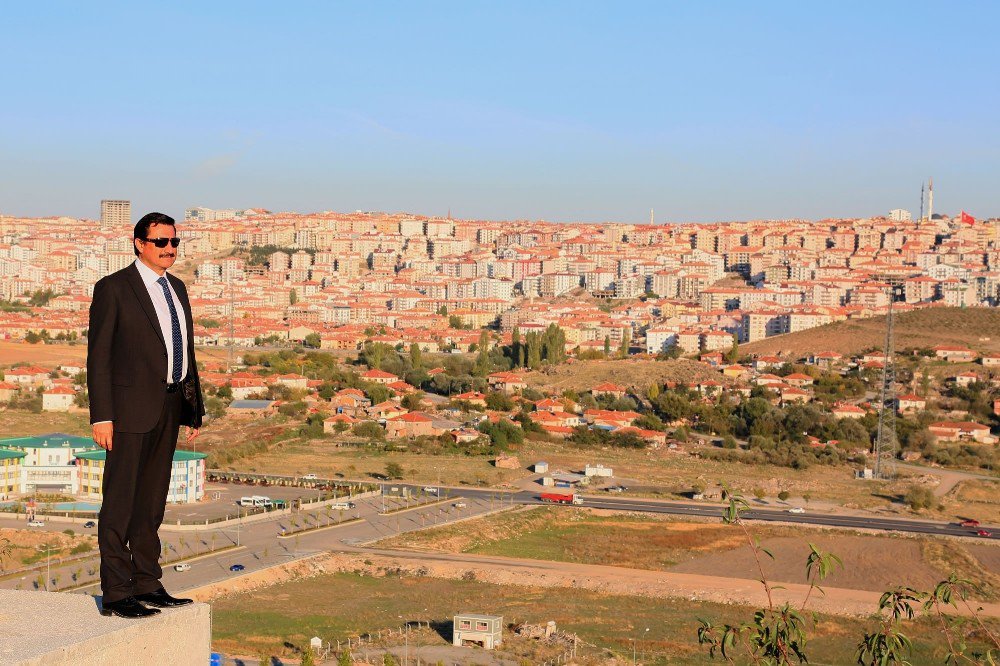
37, 544, 62, 592
633, 627, 649, 665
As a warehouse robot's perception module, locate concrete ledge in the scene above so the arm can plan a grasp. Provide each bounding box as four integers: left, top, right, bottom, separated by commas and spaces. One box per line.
0, 590, 211, 666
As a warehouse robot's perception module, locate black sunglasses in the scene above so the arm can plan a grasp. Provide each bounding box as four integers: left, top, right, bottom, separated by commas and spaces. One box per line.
141, 237, 181, 248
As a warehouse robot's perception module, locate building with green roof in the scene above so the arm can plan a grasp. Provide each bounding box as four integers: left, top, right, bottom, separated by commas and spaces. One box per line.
76, 449, 208, 504
0, 432, 97, 494
0, 433, 206, 504
0, 449, 26, 496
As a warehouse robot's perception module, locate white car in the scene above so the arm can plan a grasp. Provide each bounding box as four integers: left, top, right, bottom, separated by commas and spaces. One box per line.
452, 502, 467, 508
302, 474, 318, 480
174, 563, 192, 572
422, 486, 439, 494
787, 507, 806, 514
27, 520, 45, 527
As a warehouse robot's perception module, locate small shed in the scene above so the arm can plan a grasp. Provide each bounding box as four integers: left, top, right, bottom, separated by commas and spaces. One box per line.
453, 613, 503, 649
534, 461, 549, 473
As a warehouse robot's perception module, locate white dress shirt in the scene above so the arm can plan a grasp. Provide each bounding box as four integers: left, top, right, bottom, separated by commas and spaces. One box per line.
134, 259, 189, 382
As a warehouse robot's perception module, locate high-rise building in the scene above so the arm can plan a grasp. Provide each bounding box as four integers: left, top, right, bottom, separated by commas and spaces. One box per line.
100, 199, 131, 228
888, 209, 911, 222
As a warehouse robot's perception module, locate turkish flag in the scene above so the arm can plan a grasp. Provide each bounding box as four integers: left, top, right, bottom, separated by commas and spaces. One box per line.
960, 211, 976, 225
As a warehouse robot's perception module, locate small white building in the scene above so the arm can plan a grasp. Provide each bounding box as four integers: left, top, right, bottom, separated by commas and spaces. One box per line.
534, 461, 549, 473
453, 614, 502, 649
42, 386, 76, 412
584, 464, 613, 478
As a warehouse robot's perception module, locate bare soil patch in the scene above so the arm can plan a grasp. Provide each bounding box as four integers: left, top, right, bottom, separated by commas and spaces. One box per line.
0, 527, 96, 572
672, 533, 1000, 600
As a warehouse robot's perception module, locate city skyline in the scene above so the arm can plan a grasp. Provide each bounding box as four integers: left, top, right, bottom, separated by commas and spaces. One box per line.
2, 2, 999, 221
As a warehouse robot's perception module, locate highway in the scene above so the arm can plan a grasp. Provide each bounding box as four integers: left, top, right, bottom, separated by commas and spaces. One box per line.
421, 485, 998, 541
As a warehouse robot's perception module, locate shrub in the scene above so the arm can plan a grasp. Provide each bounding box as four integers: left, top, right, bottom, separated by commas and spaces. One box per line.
352, 421, 385, 441
904, 484, 937, 511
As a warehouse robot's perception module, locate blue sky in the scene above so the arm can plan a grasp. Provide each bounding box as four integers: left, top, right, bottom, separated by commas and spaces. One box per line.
2, 1, 998, 222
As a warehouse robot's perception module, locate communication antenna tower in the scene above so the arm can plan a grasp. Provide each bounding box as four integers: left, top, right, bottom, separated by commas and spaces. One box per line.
227, 272, 235, 373
873, 285, 901, 479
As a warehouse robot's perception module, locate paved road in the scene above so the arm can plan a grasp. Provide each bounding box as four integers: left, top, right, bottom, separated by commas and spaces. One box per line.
429, 485, 999, 541
6, 479, 995, 596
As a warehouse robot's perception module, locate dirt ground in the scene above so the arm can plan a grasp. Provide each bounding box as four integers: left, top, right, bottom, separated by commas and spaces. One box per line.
672, 534, 946, 593
742, 307, 1000, 357
378, 506, 1000, 600
190, 547, 1000, 621
0, 526, 96, 572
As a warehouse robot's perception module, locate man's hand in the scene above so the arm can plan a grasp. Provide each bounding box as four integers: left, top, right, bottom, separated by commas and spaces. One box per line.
92, 422, 114, 451
185, 427, 199, 444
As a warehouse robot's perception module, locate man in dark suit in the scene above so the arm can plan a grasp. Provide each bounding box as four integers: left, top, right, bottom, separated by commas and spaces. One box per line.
88, 212, 205, 618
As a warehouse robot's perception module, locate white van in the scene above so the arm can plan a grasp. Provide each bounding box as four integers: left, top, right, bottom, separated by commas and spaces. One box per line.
239, 496, 272, 507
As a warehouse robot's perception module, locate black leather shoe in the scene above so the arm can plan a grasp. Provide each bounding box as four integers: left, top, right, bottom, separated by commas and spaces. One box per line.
100, 596, 161, 618
135, 588, 194, 608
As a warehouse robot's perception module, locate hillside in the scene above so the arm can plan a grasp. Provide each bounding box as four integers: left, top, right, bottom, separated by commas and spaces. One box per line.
523, 357, 722, 393
742, 307, 1000, 358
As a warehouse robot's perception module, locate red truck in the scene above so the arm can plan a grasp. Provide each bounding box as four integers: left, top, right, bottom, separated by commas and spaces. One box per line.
540, 492, 583, 505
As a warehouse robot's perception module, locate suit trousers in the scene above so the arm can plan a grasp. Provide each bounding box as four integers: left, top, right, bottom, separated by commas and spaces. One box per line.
98, 389, 182, 603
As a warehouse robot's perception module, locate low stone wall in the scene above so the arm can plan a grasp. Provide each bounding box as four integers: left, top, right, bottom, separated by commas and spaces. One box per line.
0, 590, 211, 665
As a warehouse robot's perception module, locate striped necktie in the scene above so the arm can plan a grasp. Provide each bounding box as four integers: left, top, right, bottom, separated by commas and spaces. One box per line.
156, 276, 184, 383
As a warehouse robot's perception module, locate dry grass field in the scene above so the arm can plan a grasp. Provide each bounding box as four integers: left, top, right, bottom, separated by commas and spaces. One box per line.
0, 410, 91, 437
379, 506, 1000, 600
742, 306, 1000, 358
522, 357, 723, 393
0, 527, 96, 571
210, 569, 977, 665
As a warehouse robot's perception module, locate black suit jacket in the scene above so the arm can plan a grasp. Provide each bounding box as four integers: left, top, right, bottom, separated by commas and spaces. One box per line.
87, 263, 205, 433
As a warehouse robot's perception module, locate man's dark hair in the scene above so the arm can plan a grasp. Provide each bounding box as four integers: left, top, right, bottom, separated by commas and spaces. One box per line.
133, 212, 176, 256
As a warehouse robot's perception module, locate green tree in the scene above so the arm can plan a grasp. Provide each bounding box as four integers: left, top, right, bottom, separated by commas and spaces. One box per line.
473, 329, 491, 376
353, 421, 385, 440
511, 327, 523, 367
724, 336, 740, 364
303, 333, 321, 349
485, 391, 514, 411
289, 289, 298, 305
337, 649, 353, 666
385, 462, 403, 479
409, 343, 423, 369
525, 332, 542, 370
401, 392, 424, 411
603, 335, 611, 356
618, 329, 631, 358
